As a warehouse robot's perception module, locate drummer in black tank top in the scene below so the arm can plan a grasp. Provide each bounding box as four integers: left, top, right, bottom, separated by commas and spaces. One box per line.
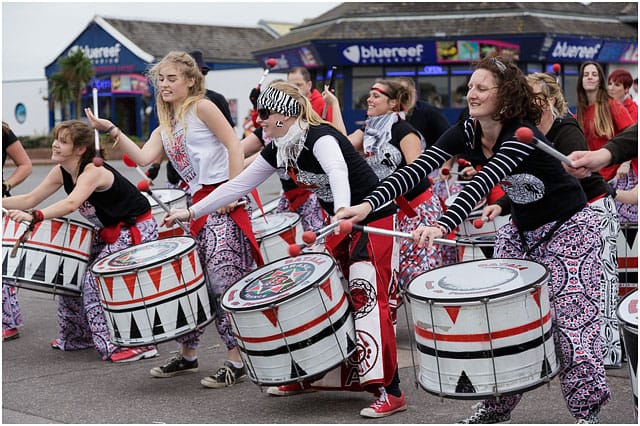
3, 120, 159, 364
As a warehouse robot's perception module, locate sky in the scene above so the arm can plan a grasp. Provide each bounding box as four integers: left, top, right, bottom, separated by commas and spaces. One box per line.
1, 1, 340, 81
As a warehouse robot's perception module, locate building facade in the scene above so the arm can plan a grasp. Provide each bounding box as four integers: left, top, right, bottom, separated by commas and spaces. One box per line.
253, 2, 638, 130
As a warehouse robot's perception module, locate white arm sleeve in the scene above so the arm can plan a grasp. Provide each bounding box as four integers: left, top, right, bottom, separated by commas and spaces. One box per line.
312, 135, 351, 212
190, 155, 276, 218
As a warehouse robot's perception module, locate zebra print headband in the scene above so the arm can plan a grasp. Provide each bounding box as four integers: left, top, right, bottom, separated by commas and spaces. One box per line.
257, 86, 301, 117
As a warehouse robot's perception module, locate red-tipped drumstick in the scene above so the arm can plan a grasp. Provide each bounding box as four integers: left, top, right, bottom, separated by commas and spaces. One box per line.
515, 127, 573, 166
457, 158, 472, 168
338, 221, 457, 246
552, 63, 561, 75
137, 180, 190, 234
257, 58, 277, 89
288, 221, 342, 256
92, 88, 104, 167
123, 154, 152, 182
441, 168, 467, 177
473, 217, 490, 229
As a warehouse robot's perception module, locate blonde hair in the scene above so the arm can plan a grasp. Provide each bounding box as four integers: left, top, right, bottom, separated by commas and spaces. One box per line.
526, 73, 569, 118
268, 81, 332, 127
146, 51, 206, 138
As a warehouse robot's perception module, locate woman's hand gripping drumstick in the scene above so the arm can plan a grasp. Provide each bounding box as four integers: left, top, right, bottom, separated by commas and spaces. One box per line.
3, 207, 41, 258
288, 221, 343, 257
337, 220, 457, 251
137, 180, 191, 235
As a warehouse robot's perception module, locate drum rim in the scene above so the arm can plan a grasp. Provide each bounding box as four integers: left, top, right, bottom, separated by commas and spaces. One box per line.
221, 251, 337, 311
416, 361, 561, 400
615, 289, 638, 328
1, 276, 81, 296
406, 258, 550, 303
143, 188, 188, 207
251, 212, 301, 238
90, 236, 197, 275
3, 215, 94, 230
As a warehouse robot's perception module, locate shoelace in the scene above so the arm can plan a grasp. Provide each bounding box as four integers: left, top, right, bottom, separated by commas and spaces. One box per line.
370, 387, 389, 409
215, 366, 236, 386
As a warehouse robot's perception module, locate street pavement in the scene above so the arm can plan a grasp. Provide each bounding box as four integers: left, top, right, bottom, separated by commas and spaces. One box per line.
2, 162, 637, 424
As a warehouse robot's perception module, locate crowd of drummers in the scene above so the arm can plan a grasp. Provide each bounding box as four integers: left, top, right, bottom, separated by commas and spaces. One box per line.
2, 50, 638, 423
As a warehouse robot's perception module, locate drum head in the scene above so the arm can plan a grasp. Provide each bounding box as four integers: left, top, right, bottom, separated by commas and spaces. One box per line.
222, 252, 335, 311
408, 258, 548, 302
251, 212, 300, 239
616, 289, 638, 328
142, 188, 187, 208
91, 236, 195, 274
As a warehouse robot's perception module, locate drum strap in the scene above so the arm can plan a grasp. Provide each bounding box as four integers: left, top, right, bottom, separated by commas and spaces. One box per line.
191, 184, 265, 267
98, 210, 153, 245
396, 191, 432, 220
518, 218, 565, 257
394, 195, 418, 218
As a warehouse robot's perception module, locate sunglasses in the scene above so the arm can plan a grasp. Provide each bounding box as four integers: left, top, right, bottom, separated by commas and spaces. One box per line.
258, 109, 273, 120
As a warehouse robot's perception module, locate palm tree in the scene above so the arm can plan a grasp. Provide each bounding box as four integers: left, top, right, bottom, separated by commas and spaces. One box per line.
48, 73, 73, 121
50, 49, 94, 119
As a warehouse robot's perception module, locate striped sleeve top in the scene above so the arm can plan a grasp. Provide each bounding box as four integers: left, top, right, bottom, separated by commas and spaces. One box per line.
364, 118, 586, 233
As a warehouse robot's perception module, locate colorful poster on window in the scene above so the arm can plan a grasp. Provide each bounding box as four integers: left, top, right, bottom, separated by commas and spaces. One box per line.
436, 40, 520, 63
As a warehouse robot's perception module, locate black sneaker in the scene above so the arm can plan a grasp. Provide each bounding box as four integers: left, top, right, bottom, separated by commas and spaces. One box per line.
458, 402, 511, 424
150, 354, 198, 378
200, 360, 246, 388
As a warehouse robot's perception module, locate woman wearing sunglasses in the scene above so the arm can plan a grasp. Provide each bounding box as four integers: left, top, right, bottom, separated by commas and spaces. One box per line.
164, 81, 407, 419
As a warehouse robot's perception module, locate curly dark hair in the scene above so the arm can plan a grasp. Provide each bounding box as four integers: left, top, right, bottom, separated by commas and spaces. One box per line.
474, 56, 542, 125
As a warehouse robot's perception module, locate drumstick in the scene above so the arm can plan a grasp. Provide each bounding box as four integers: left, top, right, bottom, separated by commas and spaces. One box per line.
515, 127, 573, 166
457, 158, 471, 168
92, 88, 104, 167
338, 221, 457, 247
473, 217, 491, 229
257, 58, 277, 89
288, 222, 342, 257
441, 168, 468, 178
137, 180, 190, 234
322, 66, 337, 120
123, 154, 152, 183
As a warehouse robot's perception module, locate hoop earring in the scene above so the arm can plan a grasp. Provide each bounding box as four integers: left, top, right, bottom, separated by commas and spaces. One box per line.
276, 120, 284, 128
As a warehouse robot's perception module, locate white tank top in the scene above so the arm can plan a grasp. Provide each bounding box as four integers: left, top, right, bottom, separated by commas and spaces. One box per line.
161, 107, 229, 194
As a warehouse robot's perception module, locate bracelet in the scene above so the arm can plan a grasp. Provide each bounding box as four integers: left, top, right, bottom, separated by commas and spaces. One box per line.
112, 128, 121, 148
188, 208, 194, 220
2, 180, 11, 191
29, 209, 44, 223
103, 125, 115, 134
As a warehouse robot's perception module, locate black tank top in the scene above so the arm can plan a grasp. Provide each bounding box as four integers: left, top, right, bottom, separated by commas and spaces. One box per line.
61, 162, 150, 227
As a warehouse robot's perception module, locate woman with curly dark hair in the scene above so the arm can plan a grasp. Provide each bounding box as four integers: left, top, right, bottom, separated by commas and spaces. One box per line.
337, 56, 610, 424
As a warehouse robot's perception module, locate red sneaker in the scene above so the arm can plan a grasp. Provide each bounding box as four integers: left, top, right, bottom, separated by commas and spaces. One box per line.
2, 328, 19, 341
51, 339, 62, 350
266, 381, 315, 396
110, 346, 159, 363
360, 390, 407, 418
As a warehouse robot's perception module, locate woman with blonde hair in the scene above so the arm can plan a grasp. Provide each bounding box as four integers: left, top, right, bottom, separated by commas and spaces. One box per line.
86, 51, 262, 389
164, 81, 407, 418
524, 72, 621, 368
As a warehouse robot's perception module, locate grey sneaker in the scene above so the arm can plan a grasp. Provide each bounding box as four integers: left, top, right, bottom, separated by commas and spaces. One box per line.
150, 354, 198, 378
458, 402, 511, 424
200, 361, 246, 388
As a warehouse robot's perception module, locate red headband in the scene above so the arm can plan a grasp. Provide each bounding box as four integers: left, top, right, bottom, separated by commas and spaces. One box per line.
371, 86, 392, 98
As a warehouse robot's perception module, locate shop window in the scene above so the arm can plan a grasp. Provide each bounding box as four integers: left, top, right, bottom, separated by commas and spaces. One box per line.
385, 66, 417, 77
352, 66, 383, 77
417, 75, 448, 109
352, 77, 374, 110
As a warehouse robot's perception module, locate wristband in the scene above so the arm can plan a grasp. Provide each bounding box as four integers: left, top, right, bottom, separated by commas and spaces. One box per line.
103, 125, 116, 134
30, 209, 44, 223
2, 181, 11, 191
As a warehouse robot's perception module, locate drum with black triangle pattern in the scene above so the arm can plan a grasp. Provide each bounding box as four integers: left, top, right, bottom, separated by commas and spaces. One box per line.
222, 252, 356, 385
91, 236, 214, 347
617, 222, 638, 297
2, 216, 93, 296
407, 258, 560, 399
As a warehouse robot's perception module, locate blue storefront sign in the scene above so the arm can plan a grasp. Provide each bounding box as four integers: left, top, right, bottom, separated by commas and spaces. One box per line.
337, 41, 427, 65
